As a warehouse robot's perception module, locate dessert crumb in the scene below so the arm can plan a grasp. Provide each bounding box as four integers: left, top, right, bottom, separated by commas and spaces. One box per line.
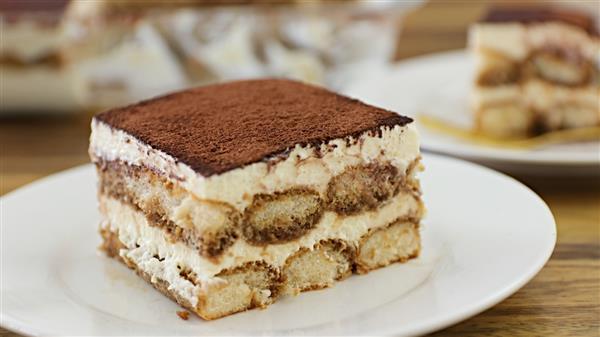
177, 310, 190, 320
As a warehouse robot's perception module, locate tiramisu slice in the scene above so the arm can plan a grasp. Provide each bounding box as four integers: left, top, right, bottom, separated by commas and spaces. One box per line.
469, 7, 599, 138
62, 1, 187, 109
0, 0, 83, 113
89, 79, 424, 320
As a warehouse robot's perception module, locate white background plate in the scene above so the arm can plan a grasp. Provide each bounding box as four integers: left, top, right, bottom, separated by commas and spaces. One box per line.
1, 154, 556, 336
343, 50, 600, 175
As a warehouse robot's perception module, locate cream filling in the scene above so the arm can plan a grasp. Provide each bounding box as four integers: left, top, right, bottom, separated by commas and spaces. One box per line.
74, 22, 188, 108
0, 19, 63, 61
469, 22, 599, 63
90, 119, 420, 210
100, 191, 421, 303
472, 79, 600, 112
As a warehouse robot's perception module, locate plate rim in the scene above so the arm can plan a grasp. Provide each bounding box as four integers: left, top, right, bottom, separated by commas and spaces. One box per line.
378, 154, 557, 336
0, 156, 557, 336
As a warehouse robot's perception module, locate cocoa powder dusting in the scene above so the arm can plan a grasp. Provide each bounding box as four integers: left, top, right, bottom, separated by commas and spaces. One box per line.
95, 79, 412, 176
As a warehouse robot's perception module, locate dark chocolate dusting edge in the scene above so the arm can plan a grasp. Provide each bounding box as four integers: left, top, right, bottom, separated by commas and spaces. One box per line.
92, 115, 413, 178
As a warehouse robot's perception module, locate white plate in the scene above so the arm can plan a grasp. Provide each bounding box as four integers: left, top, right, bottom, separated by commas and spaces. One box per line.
343, 50, 600, 175
1, 154, 556, 336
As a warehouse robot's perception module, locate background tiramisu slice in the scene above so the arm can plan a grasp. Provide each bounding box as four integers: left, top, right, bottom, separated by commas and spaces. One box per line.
0, 0, 83, 113
89, 79, 424, 320
469, 6, 600, 138
62, 1, 188, 109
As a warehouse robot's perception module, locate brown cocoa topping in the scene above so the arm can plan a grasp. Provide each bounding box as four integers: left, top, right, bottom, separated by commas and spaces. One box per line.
95, 79, 412, 177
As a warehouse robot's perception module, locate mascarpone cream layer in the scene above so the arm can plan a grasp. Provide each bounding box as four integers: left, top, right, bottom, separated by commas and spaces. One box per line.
0, 19, 63, 61
469, 22, 599, 64
90, 119, 420, 210
472, 79, 600, 112
74, 22, 188, 109
101, 191, 421, 304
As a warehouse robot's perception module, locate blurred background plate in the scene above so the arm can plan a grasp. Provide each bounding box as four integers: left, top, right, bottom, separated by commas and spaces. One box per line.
343, 50, 600, 176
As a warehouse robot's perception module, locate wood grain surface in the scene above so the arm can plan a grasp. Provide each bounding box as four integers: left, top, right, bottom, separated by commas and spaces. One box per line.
1, 1, 599, 336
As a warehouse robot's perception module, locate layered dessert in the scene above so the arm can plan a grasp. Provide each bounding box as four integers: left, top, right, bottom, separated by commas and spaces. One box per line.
0, 0, 83, 113
89, 79, 424, 320
469, 7, 600, 138
3, 1, 411, 112
156, 3, 400, 88
62, 1, 188, 109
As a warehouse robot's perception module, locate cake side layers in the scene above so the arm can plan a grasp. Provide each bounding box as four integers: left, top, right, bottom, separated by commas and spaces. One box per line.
472, 80, 599, 136
470, 22, 598, 65
98, 185, 423, 281
99, 197, 420, 320
94, 156, 421, 259
90, 119, 420, 210
469, 20, 599, 137
470, 21, 598, 90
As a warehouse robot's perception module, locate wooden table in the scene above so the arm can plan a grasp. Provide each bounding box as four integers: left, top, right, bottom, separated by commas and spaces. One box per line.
1, 1, 599, 336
